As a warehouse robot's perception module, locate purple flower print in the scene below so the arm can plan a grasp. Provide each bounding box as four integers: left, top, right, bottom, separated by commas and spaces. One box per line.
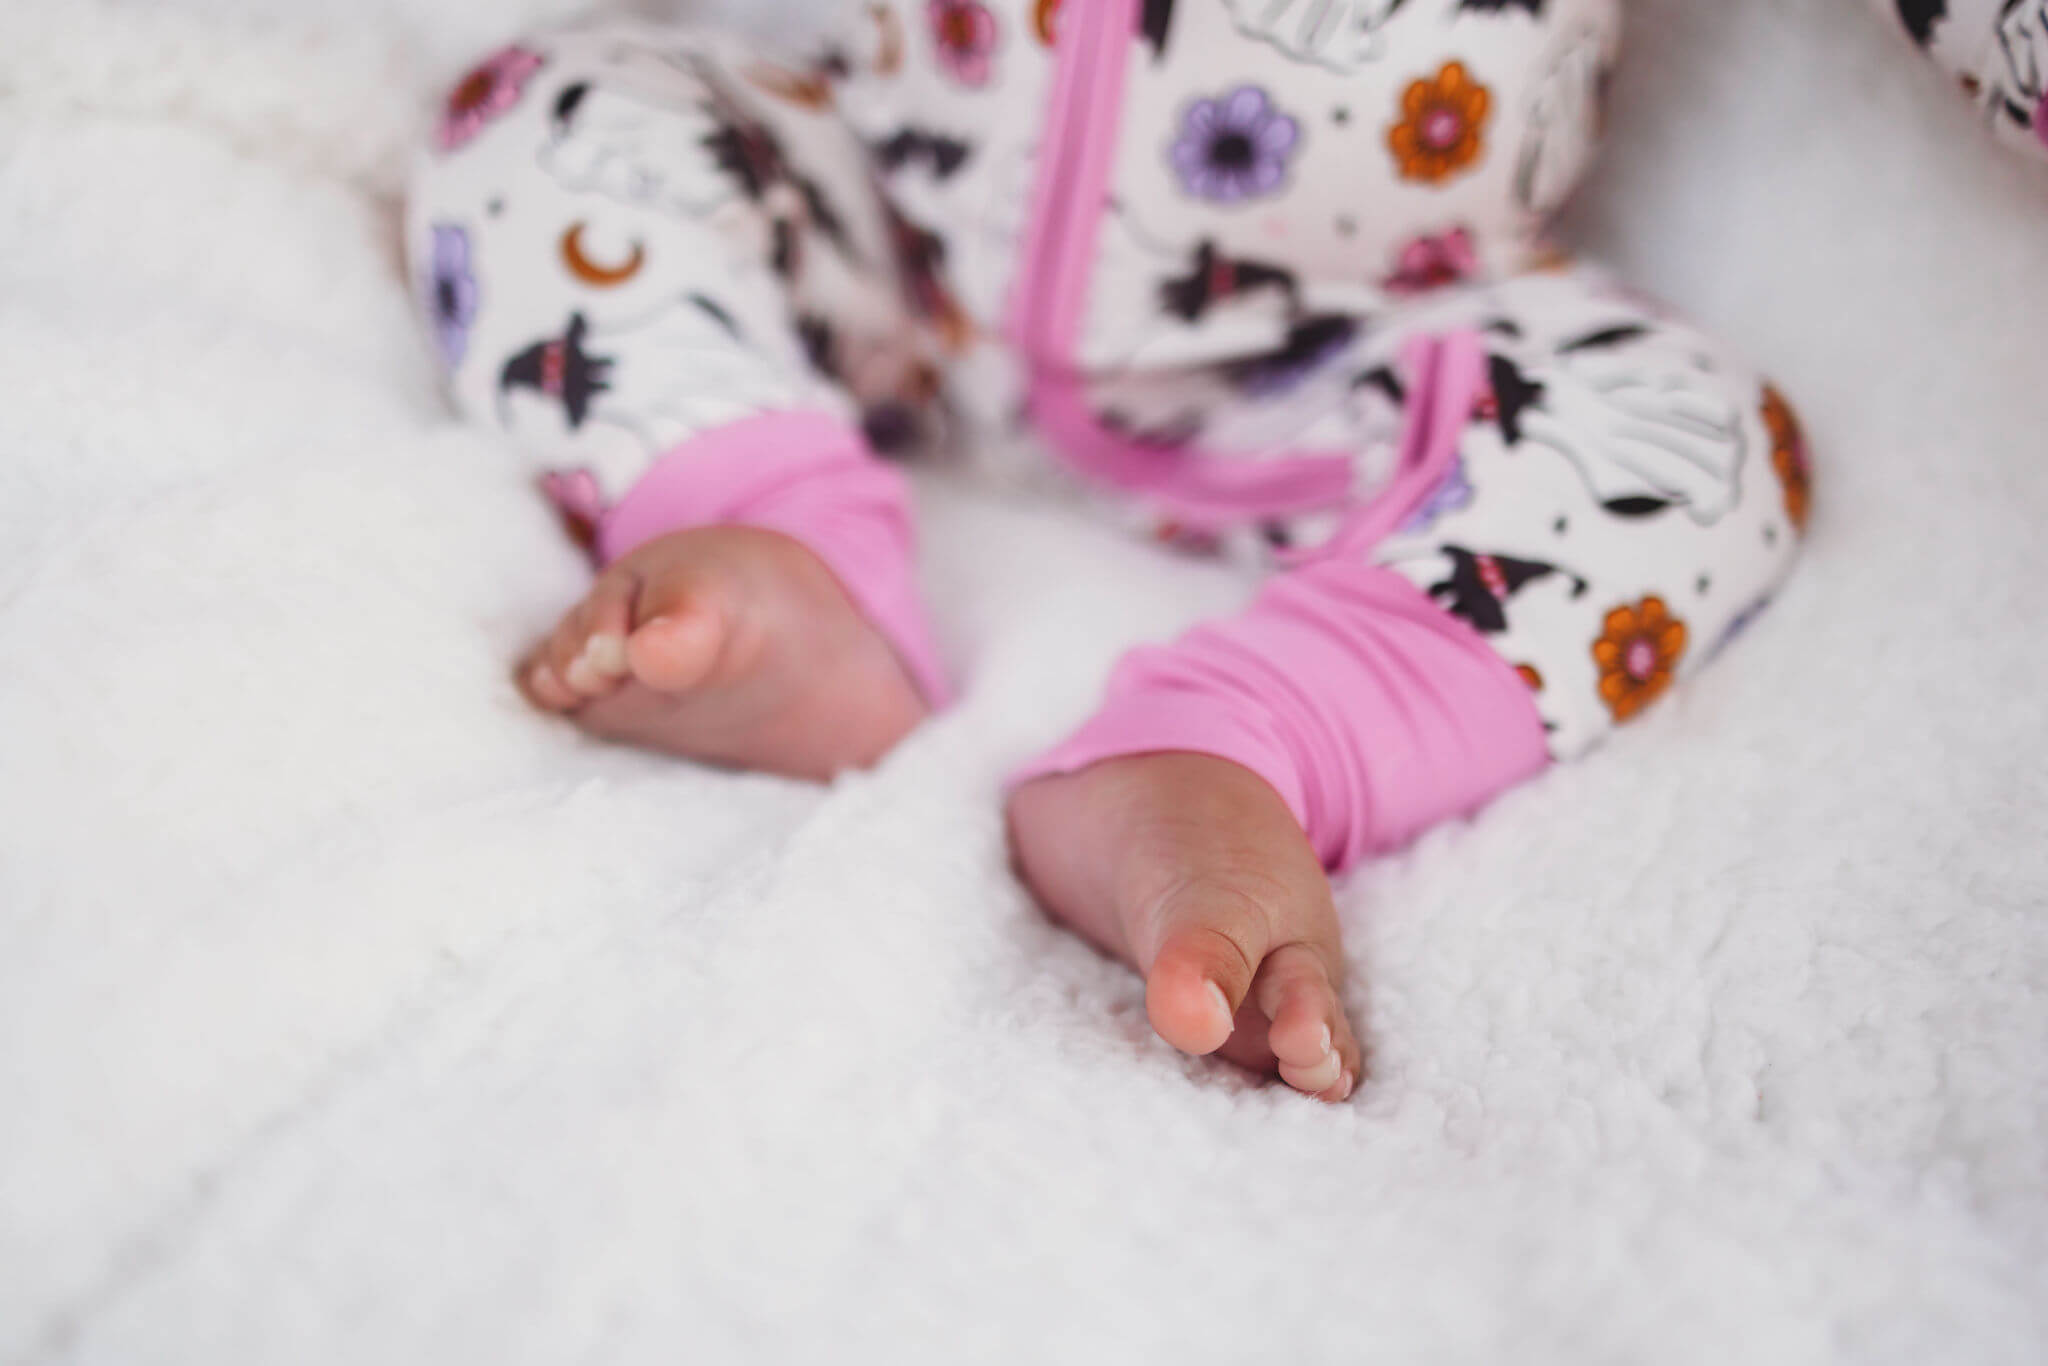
1171, 86, 1301, 204
436, 46, 544, 154
426, 223, 478, 371
1400, 456, 1474, 533
929, 0, 1000, 88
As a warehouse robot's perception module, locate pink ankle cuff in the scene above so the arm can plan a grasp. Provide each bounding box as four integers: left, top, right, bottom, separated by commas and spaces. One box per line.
1009, 562, 1551, 871
598, 411, 951, 706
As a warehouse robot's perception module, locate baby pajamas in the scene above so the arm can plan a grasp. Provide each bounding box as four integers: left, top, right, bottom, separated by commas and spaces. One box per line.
410, 0, 1810, 870
1880, 0, 2048, 160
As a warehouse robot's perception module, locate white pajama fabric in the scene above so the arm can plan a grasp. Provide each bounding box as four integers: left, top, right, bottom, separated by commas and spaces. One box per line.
408, 0, 1814, 860
1879, 0, 2048, 161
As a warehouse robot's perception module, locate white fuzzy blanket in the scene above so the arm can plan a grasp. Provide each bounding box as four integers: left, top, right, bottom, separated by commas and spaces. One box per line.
2, 0, 2045, 1360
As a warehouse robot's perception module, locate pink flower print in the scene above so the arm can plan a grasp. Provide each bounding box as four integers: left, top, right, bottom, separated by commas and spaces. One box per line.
1385, 227, 1479, 296
437, 47, 545, 155
929, 0, 1000, 88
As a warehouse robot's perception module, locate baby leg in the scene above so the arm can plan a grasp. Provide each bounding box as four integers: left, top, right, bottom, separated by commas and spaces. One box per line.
410, 23, 945, 777
1010, 266, 1810, 1100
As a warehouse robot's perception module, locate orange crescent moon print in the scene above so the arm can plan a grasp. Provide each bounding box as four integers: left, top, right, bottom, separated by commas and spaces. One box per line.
560, 223, 646, 287
745, 61, 835, 109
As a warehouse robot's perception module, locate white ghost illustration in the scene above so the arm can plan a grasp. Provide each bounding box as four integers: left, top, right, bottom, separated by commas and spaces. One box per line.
1221, 0, 1409, 73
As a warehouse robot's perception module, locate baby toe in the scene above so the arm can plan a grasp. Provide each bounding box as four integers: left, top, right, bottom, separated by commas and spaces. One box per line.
566, 631, 631, 695
1256, 943, 1358, 1102
537, 617, 608, 704
1146, 922, 1259, 1058
522, 656, 580, 712
535, 574, 636, 699
627, 608, 725, 694
1277, 1052, 1344, 1098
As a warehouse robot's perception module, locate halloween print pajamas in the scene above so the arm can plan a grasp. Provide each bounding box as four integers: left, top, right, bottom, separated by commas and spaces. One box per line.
410, 0, 1811, 870
1883, 0, 2048, 160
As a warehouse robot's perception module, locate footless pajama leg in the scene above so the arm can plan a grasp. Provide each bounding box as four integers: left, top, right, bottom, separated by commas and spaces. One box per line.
407, 23, 951, 700
1020, 266, 1811, 869
413, 17, 1812, 877
1877, 0, 2048, 161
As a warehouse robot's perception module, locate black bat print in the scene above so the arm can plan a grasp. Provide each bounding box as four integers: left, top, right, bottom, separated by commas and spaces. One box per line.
499, 313, 614, 429
874, 128, 974, 179
797, 313, 839, 378
694, 74, 851, 249
1159, 240, 1302, 323
1897, 0, 1948, 45
1353, 364, 1404, 407
1225, 315, 1359, 394
1429, 546, 1587, 635
552, 80, 592, 129
1486, 353, 1545, 446
703, 110, 791, 202
1141, 0, 1179, 59
1457, 0, 1545, 14
1557, 323, 1651, 354
1602, 496, 1676, 518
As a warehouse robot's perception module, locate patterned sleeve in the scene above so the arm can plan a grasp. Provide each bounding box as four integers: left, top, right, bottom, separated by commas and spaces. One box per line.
1881, 0, 2048, 162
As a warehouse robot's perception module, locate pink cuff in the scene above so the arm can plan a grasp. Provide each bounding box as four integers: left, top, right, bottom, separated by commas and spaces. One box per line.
597, 411, 951, 706
1010, 561, 1551, 871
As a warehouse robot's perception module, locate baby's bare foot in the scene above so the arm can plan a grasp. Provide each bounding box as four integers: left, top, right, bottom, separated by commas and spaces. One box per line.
518, 526, 927, 780
1007, 754, 1362, 1103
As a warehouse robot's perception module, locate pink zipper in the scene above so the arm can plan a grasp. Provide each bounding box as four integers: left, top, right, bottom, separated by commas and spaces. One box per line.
1008, 0, 1139, 362
1006, 0, 1469, 538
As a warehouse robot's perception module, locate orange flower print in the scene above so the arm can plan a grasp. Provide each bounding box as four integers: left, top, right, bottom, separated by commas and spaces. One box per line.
1515, 663, 1545, 693
1761, 384, 1812, 534
1592, 596, 1688, 723
1034, 0, 1064, 44
1388, 61, 1492, 184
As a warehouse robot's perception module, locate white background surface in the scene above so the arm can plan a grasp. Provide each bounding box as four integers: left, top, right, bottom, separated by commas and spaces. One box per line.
2, 0, 2045, 1361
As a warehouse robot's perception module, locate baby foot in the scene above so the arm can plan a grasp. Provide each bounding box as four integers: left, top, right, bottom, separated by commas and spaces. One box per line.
1007, 753, 1363, 1102
518, 526, 928, 780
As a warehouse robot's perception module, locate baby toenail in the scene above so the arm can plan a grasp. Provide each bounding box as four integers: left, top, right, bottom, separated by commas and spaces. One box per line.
1300, 1052, 1343, 1091
1338, 1070, 1355, 1100
1205, 982, 1233, 1029
581, 633, 629, 678
1318, 1024, 1334, 1058
564, 657, 603, 692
